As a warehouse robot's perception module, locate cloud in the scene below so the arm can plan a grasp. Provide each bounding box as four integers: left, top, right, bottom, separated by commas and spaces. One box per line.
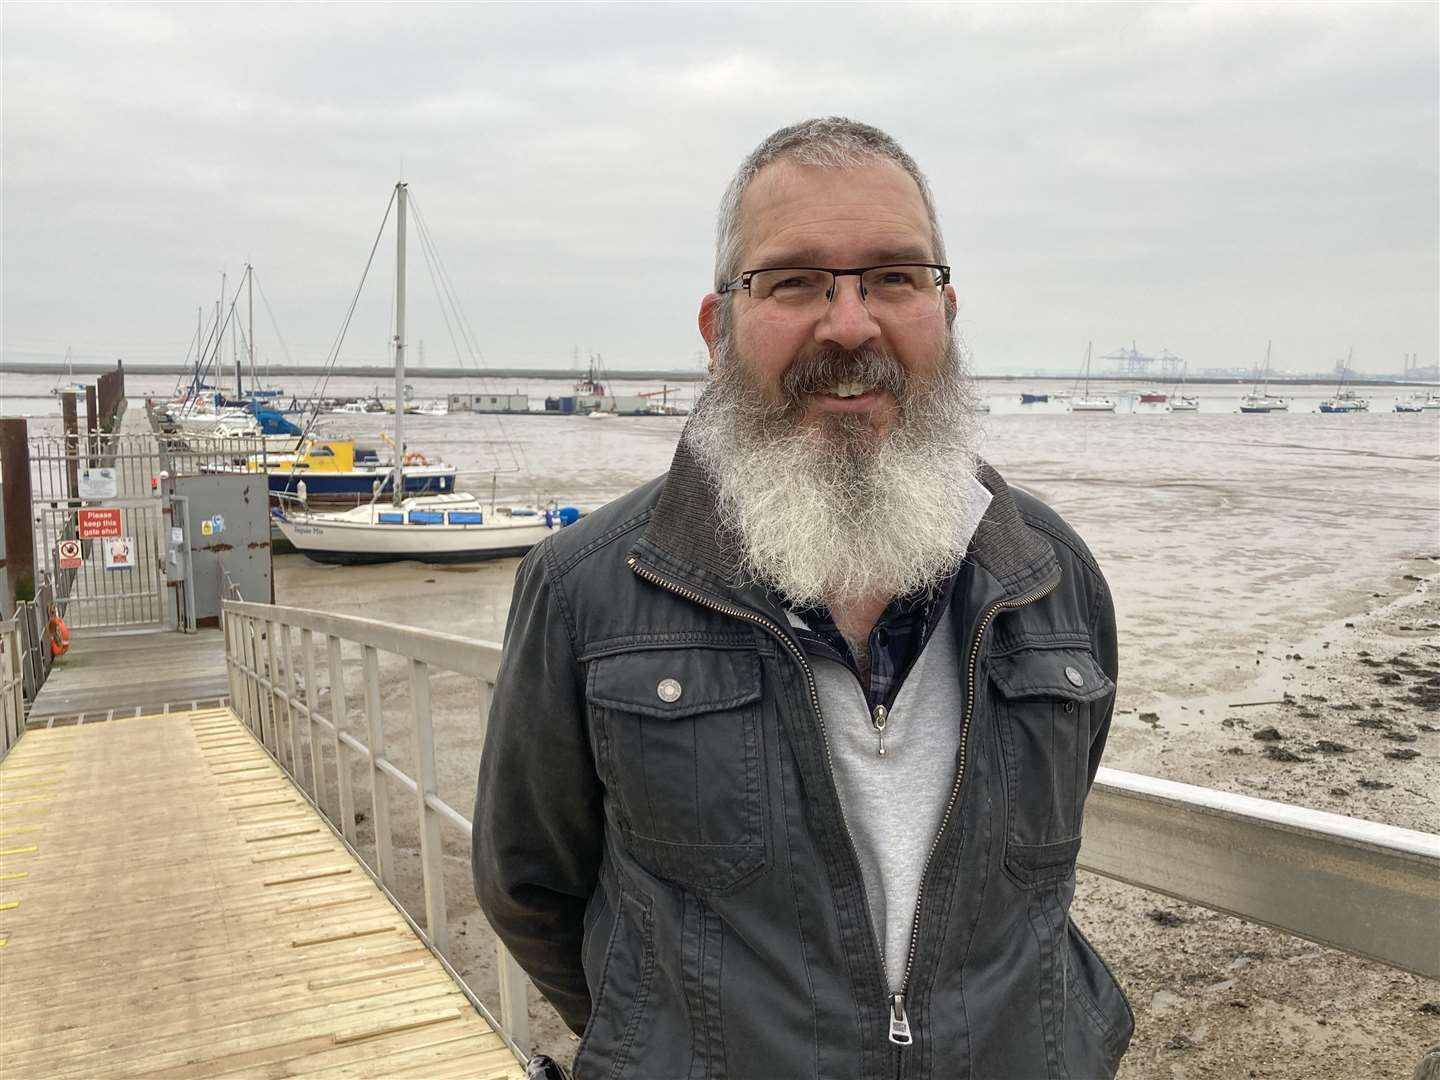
2, 2, 1435, 373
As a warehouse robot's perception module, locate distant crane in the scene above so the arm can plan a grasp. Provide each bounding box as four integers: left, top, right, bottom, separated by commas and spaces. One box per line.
1099, 341, 1185, 379
638, 385, 683, 411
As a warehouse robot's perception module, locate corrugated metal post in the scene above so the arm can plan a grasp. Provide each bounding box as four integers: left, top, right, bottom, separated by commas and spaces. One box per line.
0, 420, 34, 618
61, 392, 80, 503
84, 386, 98, 460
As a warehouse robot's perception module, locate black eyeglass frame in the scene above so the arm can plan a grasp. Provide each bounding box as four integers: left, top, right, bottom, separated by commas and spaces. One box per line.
717, 262, 951, 303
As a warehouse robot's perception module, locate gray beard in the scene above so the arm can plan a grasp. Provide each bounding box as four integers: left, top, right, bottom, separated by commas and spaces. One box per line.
683, 329, 985, 610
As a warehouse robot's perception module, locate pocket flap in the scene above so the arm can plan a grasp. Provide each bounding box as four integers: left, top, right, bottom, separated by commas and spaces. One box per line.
989, 647, 1114, 703
588, 649, 762, 719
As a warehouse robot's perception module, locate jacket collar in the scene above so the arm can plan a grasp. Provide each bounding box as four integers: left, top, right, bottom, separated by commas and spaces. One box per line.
631, 438, 1059, 606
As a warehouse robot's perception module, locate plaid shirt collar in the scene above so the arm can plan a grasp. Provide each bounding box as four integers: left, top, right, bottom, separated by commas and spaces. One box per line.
778, 564, 966, 714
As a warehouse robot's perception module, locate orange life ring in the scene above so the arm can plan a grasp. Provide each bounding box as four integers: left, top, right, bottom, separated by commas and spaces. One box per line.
50, 610, 70, 657
403, 452, 429, 466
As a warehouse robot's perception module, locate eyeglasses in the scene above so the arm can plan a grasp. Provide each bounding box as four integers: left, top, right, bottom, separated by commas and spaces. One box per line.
718, 263, 950, 322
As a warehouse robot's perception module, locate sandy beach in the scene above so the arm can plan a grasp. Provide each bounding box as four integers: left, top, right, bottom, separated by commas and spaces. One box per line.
267, 403, 1439, 1077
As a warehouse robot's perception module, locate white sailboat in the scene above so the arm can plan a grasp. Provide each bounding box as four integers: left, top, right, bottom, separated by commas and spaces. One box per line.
1169, 361, 1200, 412
275, 182, 578, 565
1239, 342, 1288, 413
1068, 342, 1116, 412
1318, 348, 1370, 413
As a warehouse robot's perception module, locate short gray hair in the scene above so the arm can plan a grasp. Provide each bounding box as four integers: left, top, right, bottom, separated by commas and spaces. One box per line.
713, 117, 946, 292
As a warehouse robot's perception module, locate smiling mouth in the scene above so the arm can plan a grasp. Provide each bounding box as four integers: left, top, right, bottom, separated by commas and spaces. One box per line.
822, 381, 869, 399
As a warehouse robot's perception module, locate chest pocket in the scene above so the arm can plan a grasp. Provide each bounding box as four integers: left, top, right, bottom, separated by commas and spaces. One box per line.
587, 647, 767, 894
989, 645, 1114, 888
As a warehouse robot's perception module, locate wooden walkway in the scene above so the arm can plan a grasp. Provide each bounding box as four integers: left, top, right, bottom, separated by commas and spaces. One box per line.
0, 707, 523, 1079
26, 629, 231, 726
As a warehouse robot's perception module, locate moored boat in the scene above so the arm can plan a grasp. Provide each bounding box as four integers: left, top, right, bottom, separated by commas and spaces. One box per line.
1240, 341, 1287, 413
1068, 342, 1116, 413
275, 492, 578, 564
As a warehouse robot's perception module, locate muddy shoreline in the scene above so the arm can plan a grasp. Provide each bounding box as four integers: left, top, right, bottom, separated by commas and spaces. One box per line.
1086, 557, 1439, 1079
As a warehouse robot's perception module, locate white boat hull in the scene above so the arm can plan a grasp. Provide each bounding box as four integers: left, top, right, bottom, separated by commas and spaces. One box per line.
275, 495, 567, 564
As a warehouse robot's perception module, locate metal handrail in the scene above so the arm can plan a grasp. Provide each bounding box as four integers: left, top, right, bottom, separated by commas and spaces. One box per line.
1, 616, 25, 759
1082, 768, 1440, 979
220, 598, 528, 1060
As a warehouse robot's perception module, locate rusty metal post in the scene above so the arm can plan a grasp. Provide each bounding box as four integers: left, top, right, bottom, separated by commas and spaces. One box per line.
0, 419, 35, 617
60, 391, 80, 501
85, 385, 98, 461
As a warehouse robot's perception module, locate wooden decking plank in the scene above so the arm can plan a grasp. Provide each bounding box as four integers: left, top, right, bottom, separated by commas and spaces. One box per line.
0, 708, 521, 1079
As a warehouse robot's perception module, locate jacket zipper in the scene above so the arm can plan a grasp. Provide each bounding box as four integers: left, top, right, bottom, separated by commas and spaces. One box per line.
887, 574, 1060, 1064
628, 553, 1057, 1068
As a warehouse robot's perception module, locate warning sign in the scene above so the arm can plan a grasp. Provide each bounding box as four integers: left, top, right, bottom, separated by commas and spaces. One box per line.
78, 508, 123, 539
103, 537, 134, 571
57, 539, 82, 570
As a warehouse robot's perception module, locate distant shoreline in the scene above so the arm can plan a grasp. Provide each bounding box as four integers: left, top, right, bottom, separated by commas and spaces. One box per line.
2, 362, 1435, 388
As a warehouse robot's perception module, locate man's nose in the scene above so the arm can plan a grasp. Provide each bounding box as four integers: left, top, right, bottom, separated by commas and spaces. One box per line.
813, 276, 881, 350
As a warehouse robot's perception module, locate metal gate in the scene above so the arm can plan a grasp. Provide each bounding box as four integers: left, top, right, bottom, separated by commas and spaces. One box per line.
29, 432, 168, 629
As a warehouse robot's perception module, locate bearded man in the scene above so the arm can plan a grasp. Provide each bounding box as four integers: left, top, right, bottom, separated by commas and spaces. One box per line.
474, 117, 1132, 1080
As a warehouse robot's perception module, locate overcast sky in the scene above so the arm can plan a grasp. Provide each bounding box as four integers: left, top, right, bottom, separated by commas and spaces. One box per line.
3, 2, 1436, 376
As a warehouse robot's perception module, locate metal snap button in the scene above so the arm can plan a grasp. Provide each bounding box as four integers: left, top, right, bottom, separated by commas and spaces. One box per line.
656, 678, 682, 704
1064, 666, 1084, 688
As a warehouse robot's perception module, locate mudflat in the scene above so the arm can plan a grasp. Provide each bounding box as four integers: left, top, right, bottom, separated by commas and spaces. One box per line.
275, 407, 1440, 1077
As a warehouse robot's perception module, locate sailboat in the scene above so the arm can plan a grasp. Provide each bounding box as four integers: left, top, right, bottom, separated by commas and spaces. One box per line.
50, 348, 87, 398
1318, 348, 1370, 413
1239, 342, 1288, 413
1170, 361, 1199, 412
1068, 342, 1116, 412
275, 182, 578, 564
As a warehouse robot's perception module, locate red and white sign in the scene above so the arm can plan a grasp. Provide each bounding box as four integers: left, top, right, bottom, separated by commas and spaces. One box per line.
57, 539, 82, 570
78, 508, 122, 539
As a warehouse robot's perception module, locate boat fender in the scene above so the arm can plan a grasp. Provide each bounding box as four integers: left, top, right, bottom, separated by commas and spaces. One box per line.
558, 507, 581, 526
50, 609, 70, 657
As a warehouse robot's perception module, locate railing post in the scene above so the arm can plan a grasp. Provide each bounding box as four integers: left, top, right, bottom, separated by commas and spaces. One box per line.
408, 658, 448, 955
301, 627, 325, 809
361, 644, 395, 892
497, 943, 531, 1053
222, 607, 240, 716
327, 634, 357, 846
249, 617, 270, 747
278, 621, 301, 776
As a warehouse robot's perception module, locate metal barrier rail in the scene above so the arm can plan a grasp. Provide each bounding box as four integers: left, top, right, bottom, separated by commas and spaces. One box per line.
220, 598, 530, 1060
222, 596, 1440, 1059
16, 573, 56, 701
1, 617, 24, 759
1081, 768, 1440, 980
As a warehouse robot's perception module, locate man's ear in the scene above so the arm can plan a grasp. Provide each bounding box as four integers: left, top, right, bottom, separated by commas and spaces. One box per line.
698, 293, 723, 371
943, 283, 958, 324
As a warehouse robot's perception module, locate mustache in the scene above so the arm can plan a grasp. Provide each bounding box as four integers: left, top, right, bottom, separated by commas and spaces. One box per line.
780, 346, 907, 403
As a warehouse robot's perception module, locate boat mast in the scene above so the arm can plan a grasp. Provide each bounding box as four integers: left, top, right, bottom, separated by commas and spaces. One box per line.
392, 182, 408, 506
247, 263, 255, 397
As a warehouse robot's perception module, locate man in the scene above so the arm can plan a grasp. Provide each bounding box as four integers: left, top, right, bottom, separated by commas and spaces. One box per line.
475, 117, 1132, 1079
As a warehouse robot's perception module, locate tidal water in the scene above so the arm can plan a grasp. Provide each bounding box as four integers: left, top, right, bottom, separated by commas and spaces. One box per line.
3, 370, 1437, 712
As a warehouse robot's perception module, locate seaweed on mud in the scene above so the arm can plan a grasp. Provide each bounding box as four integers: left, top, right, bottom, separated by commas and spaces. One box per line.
1263, 745, 1308, 763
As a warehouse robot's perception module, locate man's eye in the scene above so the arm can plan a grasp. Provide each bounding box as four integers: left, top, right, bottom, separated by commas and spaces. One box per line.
773, 277, 813, 290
